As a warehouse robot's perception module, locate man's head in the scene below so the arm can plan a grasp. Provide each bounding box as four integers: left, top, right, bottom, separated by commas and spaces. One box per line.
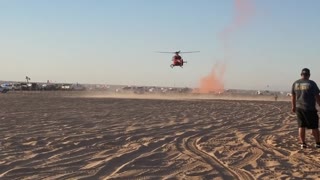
301, 68, 310, 79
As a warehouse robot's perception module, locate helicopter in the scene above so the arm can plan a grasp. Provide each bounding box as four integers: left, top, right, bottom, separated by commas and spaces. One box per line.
157, 50, 200, 68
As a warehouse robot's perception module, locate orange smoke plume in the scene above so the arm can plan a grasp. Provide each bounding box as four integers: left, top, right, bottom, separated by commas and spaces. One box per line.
220, 0, 255, 49
198, 0, 254, 93
199, 63, 226, 93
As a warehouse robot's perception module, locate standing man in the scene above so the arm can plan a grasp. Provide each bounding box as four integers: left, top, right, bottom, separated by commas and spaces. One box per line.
291, 68, 320, 149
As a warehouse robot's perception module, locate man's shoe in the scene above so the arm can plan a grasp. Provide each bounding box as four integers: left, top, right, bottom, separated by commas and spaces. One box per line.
300, 143, 308, 149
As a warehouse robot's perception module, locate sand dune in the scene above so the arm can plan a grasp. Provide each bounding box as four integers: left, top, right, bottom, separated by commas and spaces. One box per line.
0, 92, 320, 179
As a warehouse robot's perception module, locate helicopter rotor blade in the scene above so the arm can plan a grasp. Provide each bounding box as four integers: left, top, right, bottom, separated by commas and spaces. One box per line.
179, 51, 200, 53
156, 51, 176, 54
155, 51, 200, 54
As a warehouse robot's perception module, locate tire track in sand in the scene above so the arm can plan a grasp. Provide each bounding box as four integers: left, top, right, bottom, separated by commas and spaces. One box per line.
82, 136, 176, 180
184, 134, 255, 180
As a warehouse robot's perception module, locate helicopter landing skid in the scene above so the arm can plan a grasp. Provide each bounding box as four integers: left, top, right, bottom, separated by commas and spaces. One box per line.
170, 64, 183, 68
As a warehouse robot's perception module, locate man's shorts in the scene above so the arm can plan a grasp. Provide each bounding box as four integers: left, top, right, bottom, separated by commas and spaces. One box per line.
296, 108, 319, 129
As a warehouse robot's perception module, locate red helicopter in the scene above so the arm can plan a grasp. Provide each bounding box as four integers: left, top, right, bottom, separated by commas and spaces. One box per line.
157, 50, 200, 68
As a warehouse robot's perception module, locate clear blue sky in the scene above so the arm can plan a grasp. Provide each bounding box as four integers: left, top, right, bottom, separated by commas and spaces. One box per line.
1, 0, 320, 91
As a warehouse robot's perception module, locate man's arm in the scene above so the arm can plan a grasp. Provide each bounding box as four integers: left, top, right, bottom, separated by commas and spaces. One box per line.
313, 82, 320, 107
291, 94, 296, 113
291, 82, 296, 113
316, 94, 320, 107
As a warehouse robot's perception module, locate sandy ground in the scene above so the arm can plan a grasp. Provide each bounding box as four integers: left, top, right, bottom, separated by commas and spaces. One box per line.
1, 92, 320, 179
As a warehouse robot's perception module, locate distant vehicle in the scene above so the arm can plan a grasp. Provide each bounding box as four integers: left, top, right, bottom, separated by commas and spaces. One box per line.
1, 83, 13, 90
157, 50, 200, 68
0, 83, 12, 93
19, 83, 31, 90
42, 84, 59, 91
256, 90, 262, 95
13, 83, 22, 91
61, 84, 72, 90
0, 87, 9, 93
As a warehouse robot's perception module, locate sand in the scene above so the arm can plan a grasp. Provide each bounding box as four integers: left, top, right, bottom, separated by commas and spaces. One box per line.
0, 92, 320, 179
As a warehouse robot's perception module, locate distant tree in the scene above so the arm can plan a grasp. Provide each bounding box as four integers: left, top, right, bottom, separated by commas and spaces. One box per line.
26, 76, 31, 83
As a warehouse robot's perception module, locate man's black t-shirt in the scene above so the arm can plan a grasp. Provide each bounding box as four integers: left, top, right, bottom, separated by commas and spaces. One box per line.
291, 79, 320, 111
